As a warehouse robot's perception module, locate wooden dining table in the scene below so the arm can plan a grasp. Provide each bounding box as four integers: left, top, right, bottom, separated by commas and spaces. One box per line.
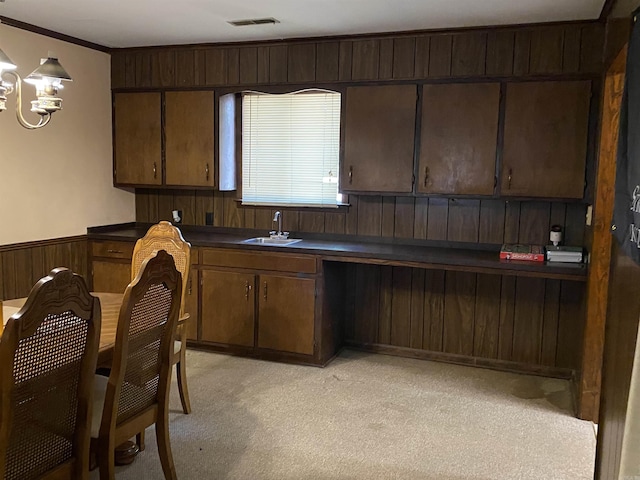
2, 292, 124, 367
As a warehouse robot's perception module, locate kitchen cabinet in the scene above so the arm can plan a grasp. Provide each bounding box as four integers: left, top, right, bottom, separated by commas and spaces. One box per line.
417, 83, 500, 195
501, 80, 591, 199
200, 248, 318, 357
342, 85, 417, 193
90, 240, 134, 293
165, 91, 215, 187
113, 92, 162, 186
257, 274, 315, 355
184, 266, 199, 341
201, 269, 255, 346
113, 90, 215, 188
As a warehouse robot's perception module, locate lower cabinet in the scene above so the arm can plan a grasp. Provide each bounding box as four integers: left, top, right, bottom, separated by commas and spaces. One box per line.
199, 248, 320, 360
90, 240, 134, 293
201, 269, 255, 347
184, 266, 200, 341
257, 274, 315, 355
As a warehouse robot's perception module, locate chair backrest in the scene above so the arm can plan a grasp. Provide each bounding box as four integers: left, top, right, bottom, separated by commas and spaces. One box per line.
0, 268, 101, 480
131, 221, 190, 319
99, 250, 182, 434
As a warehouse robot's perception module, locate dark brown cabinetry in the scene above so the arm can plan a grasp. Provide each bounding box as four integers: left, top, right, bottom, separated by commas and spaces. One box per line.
257, 274, 316, 355
501, 81, 591, 199
201, 269, 255, 346
114, 91, 215, 188
417, 83, 500, 195
90, 240, 134, 293
200, 248, 319, 358
165, 91, 215, 187
114, 93, 162, 186
342, 85, 417, 193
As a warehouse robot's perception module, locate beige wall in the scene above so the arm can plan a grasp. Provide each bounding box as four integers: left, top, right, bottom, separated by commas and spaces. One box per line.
0, 24, 134, 245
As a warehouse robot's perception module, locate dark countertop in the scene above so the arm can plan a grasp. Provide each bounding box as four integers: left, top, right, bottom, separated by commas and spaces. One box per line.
87, 223, 588, 281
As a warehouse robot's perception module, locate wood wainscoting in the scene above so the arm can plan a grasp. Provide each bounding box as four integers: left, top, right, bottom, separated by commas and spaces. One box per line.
0, 236, 88, 300
343, 264, 583, 379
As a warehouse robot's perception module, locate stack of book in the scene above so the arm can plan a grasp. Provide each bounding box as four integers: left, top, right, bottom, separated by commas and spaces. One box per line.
499, 244, 545, 262
545, 246, 583, 263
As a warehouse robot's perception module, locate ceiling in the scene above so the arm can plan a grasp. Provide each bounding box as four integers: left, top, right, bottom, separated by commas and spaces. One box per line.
0, 0, 607, 49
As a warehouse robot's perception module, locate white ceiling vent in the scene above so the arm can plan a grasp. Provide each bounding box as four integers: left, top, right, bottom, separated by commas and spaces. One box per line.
228, 17, 280, 27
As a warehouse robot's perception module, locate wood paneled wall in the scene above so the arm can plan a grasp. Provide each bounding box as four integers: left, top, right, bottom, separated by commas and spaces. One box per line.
111, 22, 604, 88
136, 190, 587, 248
0, 237, 88, 300
344, 265, 584, 375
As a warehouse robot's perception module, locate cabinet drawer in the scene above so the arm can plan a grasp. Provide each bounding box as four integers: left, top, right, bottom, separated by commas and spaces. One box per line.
202, 248, 316, 274
91, 240, 134, 259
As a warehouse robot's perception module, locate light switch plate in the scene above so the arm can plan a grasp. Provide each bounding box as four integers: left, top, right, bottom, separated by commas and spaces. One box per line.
586, 205, 593, 226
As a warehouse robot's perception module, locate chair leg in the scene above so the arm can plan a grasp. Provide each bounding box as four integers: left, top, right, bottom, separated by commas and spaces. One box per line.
156, 410, 177, 480
176, 349, 192, 414
98, 436, 116, 480
136, 429, 146, 451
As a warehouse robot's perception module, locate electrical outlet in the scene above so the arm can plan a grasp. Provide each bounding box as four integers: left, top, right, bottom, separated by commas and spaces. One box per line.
586, 205, 593, 226
205, 212, 214, 225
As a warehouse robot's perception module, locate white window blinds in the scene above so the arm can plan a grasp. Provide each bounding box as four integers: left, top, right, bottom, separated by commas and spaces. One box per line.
241, 90, 341, 207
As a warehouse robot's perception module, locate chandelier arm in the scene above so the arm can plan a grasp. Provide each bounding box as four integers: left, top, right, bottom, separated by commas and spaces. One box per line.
2, 70, 51, 130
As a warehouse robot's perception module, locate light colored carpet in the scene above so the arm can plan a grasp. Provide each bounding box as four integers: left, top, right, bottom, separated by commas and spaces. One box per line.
91, 349, 596, 480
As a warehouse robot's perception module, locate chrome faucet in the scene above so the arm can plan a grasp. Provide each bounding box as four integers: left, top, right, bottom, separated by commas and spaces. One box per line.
272, 211, 284, 237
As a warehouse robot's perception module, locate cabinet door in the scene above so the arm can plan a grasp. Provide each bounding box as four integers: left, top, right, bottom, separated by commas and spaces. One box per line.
201, 270, 255, 347
342, 85, 416, 193
502, 81, 591, 198
113, 92, 162, 185
184, 267, 199, 341
258, 275, 315, 355
418, 83, 500, 195
92, 261, 130, 293
165, 91, 215, 187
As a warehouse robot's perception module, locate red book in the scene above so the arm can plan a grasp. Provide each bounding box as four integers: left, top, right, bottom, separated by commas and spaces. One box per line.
499, 244, 545, 262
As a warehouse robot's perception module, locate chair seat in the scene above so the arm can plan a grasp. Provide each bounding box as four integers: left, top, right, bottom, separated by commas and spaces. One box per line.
91, 374, 109, 438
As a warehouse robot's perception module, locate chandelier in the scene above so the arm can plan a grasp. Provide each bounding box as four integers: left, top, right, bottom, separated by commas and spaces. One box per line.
0, 47, 72, 129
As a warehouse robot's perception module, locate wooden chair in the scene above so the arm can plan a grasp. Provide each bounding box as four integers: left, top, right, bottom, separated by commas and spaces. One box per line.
91, 249, 182, 480
0, 268, 101, 480
131, 221, 192, 415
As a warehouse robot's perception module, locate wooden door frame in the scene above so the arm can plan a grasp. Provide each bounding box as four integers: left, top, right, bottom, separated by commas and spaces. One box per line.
579, 44, 627, 421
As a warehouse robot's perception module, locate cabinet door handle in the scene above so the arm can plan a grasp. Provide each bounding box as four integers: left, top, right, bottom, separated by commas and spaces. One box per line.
348, 166, 353, 185
107, 249, 123, 254
245, 281, 252, 300
263, 281, 268, 300
153, 162, 157, 179
188, 277, 192, 295
508, 168, 512, 190
205, 163, 210, 181
424, 166, 429, 187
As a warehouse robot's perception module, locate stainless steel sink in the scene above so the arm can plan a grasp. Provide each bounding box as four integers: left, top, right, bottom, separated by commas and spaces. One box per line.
243, 237, 302, 246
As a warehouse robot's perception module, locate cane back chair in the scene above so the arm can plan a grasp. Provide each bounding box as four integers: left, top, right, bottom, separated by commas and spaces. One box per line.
131, 221, 192, 416
92, 249, 182, 480
0, 268, 101, 480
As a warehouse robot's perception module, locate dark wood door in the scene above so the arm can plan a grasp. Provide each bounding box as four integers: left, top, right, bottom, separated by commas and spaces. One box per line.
418, 83, 500, 195
92, 261, 130, 293
165, 91, 215, 187
184, 267, 199, 341
501, 81, 591, 198
257, 275, 315, 355
342, 85, 417, 193
201, 269, 255, 347
113, 92, 162, 185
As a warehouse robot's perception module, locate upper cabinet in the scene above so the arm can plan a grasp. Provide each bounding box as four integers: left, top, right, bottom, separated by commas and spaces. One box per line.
342, 85, 417, 194
114, 92, 162, 185
417, 83, 500, 196
165, 91, 215, 187
501, 81, 591, 199
113, 90, 215, 188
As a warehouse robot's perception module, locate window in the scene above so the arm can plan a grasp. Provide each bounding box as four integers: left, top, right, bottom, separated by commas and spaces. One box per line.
240, 90, 342, 207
